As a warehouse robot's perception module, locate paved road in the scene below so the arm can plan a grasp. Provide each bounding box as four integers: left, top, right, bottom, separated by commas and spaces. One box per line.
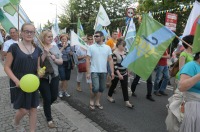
62, 68, 174, 132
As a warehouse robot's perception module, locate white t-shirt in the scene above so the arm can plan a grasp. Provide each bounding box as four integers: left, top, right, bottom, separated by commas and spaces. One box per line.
87, 43, 112, 73
3, 39, 18, 52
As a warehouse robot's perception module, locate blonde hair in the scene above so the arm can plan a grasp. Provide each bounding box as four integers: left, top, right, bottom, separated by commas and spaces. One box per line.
21, 23, 36, 47
39, 29, 52, 44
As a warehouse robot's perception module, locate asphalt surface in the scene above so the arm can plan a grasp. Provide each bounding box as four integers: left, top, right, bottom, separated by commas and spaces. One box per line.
62, 68, 174, 132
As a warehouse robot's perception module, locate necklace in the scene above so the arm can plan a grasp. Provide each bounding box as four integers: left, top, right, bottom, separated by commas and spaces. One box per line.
22, 41, 33, 59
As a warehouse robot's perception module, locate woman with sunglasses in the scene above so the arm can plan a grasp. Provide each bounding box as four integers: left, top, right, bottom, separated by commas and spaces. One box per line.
107, 38, 133, 108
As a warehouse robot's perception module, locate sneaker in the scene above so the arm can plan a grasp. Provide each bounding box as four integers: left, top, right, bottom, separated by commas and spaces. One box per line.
159, 91, 168, 96
58, 91, 63, 98
64, 91, 71, 97
48, 121, 56, 128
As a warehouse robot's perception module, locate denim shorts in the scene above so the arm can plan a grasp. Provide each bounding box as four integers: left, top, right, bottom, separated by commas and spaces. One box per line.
58, 62, 71, 81
91, 72, 107, 93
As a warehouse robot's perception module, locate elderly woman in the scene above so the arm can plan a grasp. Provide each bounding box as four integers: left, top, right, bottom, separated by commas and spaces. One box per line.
178, 51, 200, 132
58, 34, 73, 97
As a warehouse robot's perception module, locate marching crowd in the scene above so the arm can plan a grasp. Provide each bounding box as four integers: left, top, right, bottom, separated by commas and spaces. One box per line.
0, 23, 200, 132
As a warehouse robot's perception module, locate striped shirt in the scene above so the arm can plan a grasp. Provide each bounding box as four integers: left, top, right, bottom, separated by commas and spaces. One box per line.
112, 50, 127, 77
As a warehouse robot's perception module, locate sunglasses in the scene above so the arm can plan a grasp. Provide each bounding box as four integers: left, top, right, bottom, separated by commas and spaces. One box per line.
94, 35, 101, 38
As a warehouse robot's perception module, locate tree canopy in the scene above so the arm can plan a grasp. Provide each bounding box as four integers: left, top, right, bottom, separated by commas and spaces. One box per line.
56, 0, 199, 37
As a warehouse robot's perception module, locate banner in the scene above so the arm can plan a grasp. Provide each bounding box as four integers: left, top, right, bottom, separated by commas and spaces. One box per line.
165, 12, 177, 32
193, 17, 200, 54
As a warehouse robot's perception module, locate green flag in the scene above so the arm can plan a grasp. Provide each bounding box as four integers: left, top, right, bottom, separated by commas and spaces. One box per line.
122, 14, 176, 80
193, 17, 200, 54
77, 17, 85, 38
3, 0, 20, 16
0, 9, 15, 32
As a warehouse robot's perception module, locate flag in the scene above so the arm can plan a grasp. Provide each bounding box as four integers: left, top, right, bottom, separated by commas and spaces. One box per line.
182, 1, 200, 37
94, 4, 110, 30
70, 31, 88, 50
37, 23, 42, 34
0, 30, 4, 45
117, 27, 122, 38
122, 14, 176, 80
51, 26, 59, 44
0, 5, 31, 33
0, 0, 9, 7
77, 17, 85, 37
53, 18, 59, 36
193, 17, 200, 54
125, 18, 136, 50
3, 0, 21, 16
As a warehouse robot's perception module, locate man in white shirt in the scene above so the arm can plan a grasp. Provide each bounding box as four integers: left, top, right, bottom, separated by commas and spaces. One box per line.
2, 27, 19, 57
86, 31, 114, 110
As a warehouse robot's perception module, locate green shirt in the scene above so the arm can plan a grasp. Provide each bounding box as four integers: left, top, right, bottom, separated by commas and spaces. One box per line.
176, 51, 193, 79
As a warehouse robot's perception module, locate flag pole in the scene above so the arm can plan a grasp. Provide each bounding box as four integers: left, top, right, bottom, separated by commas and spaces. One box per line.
175, 35, 193, 49
124, 18, 131, 38
9, 3, 45, 48
17, 5, 20, 42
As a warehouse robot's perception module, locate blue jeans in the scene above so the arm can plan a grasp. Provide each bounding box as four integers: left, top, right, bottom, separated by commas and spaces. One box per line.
154, 65, 169, 92
91, 72, 107, 93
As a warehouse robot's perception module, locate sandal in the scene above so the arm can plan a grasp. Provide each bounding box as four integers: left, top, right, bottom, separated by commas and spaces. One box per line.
107, 96, 115, 103
95, 104, 103, 110
89, 105, 95, 110
125, 103, 134, 109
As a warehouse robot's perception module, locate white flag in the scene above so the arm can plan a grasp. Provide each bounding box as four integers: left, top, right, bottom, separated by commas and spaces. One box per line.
70, 31, 88, 50
125, 18, 136, 50
94, 4, 110, 30
182, 1, 200, 37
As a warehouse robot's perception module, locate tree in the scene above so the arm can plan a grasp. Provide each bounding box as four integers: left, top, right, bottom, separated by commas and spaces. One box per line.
43, 20, 53, 30
59, 0, 132, 35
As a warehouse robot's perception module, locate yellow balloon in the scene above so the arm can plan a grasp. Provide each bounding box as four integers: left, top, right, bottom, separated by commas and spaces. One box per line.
20, 74, 40, 93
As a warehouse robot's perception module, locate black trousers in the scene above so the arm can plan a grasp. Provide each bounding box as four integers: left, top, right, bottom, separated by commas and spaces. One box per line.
131, 74, 153, 97
108, 75, 129, 101
39, 76, 59, 121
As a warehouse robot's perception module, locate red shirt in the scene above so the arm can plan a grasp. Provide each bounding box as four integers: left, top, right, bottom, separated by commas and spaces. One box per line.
158, 51, 168, 66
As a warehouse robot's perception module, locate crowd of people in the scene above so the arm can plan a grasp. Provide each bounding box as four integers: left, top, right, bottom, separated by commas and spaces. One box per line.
0, 23, 200, 132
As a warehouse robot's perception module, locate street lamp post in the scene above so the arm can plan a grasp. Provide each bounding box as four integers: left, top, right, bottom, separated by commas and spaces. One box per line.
50, 3, 57, 21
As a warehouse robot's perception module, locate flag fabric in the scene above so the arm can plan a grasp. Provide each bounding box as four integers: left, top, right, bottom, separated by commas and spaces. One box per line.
53, 18, 60, 36
51, 26, 59, 44
125, 18, 136, 50
70, 31, 88, 50
0, 30, 4, 45
0, 5, 31, 33
0, 0, 9, 7
193, 17, 200, 54
77, 17, 85, 37
3, 0, 20, 16
182, 1, 200, 37
117, 27, 122, 38
94, 4, 110, 30
122, 14, 176, 80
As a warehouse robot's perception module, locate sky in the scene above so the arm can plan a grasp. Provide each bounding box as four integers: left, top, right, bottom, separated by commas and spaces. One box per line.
20, 0, 66, 28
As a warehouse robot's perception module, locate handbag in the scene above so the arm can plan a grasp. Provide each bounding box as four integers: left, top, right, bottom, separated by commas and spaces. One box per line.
169, 59, 179, 77
78, 62, 86, 72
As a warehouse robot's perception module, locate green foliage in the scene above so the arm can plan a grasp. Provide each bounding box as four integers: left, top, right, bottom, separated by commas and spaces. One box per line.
57, 0, 199, 37
43, 20, 53, 30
